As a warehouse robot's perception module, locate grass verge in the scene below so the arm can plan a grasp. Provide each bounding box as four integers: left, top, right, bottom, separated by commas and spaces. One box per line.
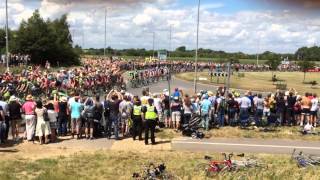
0, 150, 318, 180
157, 126, 320, 141
176, 71, 320, 95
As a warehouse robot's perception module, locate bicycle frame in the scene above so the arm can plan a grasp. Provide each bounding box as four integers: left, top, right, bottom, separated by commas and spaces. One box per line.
206, 153, 234, 173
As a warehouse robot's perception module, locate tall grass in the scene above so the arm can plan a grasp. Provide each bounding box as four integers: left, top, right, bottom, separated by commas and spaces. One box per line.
0, 151, 318, 180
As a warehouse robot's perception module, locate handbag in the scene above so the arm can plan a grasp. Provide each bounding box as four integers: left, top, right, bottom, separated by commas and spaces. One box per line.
44, 109, 50, 122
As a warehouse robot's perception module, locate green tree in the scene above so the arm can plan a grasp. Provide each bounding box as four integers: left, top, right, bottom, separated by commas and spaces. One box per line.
298, 60, 316, 82
176, 46, 186, 52
13, 10, 79, 66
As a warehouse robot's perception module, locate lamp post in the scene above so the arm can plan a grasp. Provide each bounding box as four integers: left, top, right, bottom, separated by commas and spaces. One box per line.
5, 0, 9, 72
152, 32, 155, 58
104, 8, 107, 57
194, 0, 201, 93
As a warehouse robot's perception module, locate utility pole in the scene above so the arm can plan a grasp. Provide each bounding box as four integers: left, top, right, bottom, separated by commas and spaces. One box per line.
256, 36, 260, 66
82, 30, 84, 49
104, 8, 107, 57
152, 32, 155, 58
226, 61, 231, 96
194, 0, 201, 93
5, 0, 9, 72
168, 25, 172, 100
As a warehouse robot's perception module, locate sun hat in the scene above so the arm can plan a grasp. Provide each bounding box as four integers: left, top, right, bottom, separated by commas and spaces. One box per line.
61, 96, 68, 102
9, 96, 17, 102
26, 95, 33, 101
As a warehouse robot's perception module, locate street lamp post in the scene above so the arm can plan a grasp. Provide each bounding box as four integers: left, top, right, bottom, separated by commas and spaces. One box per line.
5, 0, 9, 72
104, 8, 107, 58
167, 25, 172, 115
194, 0, 201, 93
152, 32, 155, 58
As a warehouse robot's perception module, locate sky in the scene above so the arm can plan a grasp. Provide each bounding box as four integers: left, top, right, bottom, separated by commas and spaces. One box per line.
1, 0, 320, 54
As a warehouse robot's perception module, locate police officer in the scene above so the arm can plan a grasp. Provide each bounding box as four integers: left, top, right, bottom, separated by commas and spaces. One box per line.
131, 96, 143, 141
144, 98, 158, 145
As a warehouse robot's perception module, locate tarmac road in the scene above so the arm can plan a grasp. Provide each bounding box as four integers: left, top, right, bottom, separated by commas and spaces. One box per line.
172, 138, 320, 155
126, 76, 270, 96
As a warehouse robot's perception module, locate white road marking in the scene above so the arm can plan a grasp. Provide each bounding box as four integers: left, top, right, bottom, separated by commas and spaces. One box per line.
172, 141, 320, 150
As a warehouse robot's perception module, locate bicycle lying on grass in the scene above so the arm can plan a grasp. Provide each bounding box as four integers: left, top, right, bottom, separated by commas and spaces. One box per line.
132, 163, 179, 180
195, 153, 266, 177
195, 153, 235, 176
291, 149, 320, 168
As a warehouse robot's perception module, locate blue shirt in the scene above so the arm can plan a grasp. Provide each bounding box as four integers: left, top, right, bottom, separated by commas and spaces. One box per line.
70, 101, 82, 119
173, 91, 180, 97
201, 99, 212, 114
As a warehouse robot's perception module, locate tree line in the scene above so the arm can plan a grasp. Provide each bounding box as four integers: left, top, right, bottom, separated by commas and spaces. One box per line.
0, 10, 80, 66
83, 46, 320, 62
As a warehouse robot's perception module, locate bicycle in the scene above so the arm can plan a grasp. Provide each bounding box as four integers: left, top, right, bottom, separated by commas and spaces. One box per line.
195, 153, 235, 177
291, 149, 320, 168
133, 163, 179, 180
232, 153, 267, 170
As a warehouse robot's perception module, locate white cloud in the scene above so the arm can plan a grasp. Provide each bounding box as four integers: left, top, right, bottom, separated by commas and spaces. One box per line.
1, 1, 320, 53
133, 14, 152, 26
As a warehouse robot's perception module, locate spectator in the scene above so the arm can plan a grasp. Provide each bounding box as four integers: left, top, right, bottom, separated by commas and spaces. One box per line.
46, 103, 58, 143
58, 97, 68, 136
22, 95, 36, 141
310, 94, 318, 127
200, 95, 212, 131
171, 96, 182, 130
35, 101, 51, 144
69, 96, 83, 139
183, 94, 193, 125
8, 96, 22, 142
254, 94, 264, 127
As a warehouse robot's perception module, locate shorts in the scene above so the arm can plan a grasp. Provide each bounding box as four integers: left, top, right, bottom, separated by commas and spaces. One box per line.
171, 111, 181, 122
50, 122, 57, 129
163, 109, 170, 119
301, 108, 310, 115
85, 118, 94, 129
157, 112, 164, 122
71, 118, 81, 132
11, 119, 21, 126
310, 111, 318, 116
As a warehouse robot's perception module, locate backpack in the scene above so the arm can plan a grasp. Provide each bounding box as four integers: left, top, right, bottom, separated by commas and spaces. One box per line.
103, 100, 110, 117
219, 98, 226, 110
44, 109, 50, 122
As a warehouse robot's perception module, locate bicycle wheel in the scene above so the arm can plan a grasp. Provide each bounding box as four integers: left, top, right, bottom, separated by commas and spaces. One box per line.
194, 163, 209, 174
161, 172, 181, 180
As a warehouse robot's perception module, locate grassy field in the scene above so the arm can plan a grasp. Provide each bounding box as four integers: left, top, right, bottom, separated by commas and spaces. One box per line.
0, 150, 318, 180
176, 71, 320, 95
157, 126, 320, 141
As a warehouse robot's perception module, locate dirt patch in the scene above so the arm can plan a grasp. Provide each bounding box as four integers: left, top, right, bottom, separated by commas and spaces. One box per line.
111, 138, 171, 152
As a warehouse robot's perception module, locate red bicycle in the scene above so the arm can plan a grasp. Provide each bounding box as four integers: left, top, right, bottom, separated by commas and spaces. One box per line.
195, 153, 236, 177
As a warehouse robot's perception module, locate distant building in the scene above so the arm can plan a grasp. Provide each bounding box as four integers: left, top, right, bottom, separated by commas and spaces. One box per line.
157, 50, 167, 61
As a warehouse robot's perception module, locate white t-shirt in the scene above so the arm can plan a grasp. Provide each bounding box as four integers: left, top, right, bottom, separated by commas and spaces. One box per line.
47, 109, 58, 122
310, 98, 319, 111
154, 98, 162, 112
240, 96, 251, 108
255, 98, 264, 110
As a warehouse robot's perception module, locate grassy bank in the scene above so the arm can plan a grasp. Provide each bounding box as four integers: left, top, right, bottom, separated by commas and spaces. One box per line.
176, 71, 320, 95
0, 150, 318, 180
157, 126, 320, 141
